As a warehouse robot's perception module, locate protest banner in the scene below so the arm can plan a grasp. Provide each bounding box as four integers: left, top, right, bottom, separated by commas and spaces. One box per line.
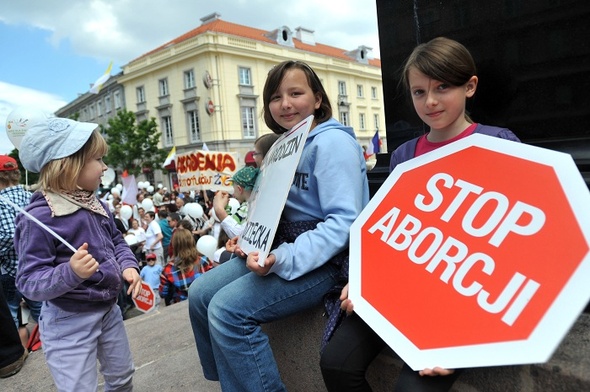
176, 150, 238, 192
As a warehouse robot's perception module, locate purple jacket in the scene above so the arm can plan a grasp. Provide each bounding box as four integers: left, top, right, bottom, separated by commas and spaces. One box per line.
389, 124, 521, 172
15, 192, 138, 311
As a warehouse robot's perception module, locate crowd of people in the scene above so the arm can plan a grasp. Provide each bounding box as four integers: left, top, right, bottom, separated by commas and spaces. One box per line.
104, 168, 262, 315
0, 36, 524, 392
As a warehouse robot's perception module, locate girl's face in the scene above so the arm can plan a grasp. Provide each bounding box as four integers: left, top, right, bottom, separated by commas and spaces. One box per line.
77, 155, 107, 191
268, 69, 321, 131
408, 67, 477, 140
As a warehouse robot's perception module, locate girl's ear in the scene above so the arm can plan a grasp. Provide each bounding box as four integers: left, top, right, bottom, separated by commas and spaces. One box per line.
465, 75, 478, 98
314, 92, 322, 110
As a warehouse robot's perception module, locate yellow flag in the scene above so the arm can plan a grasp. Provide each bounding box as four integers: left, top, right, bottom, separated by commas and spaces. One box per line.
163, 146, 176, 168
89, 61, 113, 94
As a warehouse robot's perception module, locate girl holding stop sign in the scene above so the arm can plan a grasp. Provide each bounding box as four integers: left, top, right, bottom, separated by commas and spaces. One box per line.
321, 37, 520, 392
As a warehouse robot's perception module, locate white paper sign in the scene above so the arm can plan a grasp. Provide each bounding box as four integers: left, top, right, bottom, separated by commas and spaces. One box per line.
239, 115, 313, 266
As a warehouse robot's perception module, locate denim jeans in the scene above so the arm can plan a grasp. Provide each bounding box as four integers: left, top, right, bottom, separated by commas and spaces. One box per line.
0, 273, 42, 329
188, 256, 338, 392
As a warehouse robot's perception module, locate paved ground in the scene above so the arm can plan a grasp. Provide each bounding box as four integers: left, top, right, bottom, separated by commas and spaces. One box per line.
0, 301, 221, 392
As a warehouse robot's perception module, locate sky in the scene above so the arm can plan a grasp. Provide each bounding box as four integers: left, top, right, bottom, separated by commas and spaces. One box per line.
0, 0, 380, 155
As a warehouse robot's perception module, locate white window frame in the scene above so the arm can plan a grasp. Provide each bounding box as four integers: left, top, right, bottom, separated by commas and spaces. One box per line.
136, 86, 146, 103
371, 86, 378, 99
238, 67, 252, 86
373, 114, 380, 130
188, 109, 201, 143
184, 70, 195, 89
114, 91, 122, 109
162, 116, 173, 147
359, 113, 366, 130
340, 111, 349, 126
159, 78, 169, 97
241, 107, 256, 138
105, 96, 112, 113
357, 84, 364, 98
338, 81, 347, 96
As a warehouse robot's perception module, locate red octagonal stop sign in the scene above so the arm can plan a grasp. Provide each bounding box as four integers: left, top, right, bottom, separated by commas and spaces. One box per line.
350, 134, 590, 370
133, 281, 156, 313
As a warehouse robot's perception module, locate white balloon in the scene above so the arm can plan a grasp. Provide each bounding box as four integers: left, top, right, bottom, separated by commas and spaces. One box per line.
157, 183, 163, 189
184, 203, 204, 219
124, 234, 138, 246
111, 187, 120, 196
116, 183, 123, 191
102, 168, 116, 187
147, 185, 154, 193
120, 205, 133, 220
5, 107, 52, 149
197, 235, 217, 260
228, 198, 240, 215
141, 198, 154, 211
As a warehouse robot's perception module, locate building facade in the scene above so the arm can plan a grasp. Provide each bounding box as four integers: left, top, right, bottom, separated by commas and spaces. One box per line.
58, 12, 385, 188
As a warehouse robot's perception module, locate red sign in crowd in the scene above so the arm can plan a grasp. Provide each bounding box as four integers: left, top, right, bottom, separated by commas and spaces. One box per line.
133, 281, 156, 313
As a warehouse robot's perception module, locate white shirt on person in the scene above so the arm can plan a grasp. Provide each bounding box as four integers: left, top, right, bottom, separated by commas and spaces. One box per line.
145, 220, 162, 249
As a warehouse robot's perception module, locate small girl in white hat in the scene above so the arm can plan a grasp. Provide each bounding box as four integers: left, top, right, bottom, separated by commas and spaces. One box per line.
14, 117, 142, 391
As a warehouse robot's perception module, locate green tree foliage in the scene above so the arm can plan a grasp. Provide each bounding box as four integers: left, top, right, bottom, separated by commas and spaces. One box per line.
8, 148, 39, 186
101, 109, 168, 176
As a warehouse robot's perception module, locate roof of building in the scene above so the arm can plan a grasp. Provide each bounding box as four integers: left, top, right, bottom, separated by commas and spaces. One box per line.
132, 16, 380, 67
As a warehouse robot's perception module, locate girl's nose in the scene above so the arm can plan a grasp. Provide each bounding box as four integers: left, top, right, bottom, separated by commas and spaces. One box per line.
280, 97, 292, 109
425, 90, 438, 107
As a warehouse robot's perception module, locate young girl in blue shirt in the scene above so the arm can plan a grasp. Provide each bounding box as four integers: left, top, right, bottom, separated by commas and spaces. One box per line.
188, 60, 370, 391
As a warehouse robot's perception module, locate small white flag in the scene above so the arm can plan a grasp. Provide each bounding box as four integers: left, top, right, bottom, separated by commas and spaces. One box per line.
89, 61, 113, 94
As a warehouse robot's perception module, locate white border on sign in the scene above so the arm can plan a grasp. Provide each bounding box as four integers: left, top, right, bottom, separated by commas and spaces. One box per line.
349, 133, 590, 370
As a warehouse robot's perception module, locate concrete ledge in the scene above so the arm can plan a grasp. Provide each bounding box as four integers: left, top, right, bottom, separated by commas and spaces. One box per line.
3, 300, 588, 391
263, 305, 590, 391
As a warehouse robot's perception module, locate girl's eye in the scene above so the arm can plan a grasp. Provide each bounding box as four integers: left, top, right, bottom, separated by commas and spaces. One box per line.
412, 89, 424, 96
437, 83, 449, 90
270, 94, 281, 101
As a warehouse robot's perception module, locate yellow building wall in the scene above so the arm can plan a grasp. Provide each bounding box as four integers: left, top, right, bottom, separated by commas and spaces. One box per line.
119, 30, 385, 165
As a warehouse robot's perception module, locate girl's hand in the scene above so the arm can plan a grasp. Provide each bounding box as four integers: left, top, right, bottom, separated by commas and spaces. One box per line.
339, 283, 355, 315
233, 238, 247, 258
123, 268, 142, 298
419, 367, 455, 377
226, 236, 239, 253
70, 243, 100, 279
246, 252, 275, 276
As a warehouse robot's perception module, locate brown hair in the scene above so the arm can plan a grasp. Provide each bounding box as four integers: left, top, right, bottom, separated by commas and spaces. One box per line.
262, 61, 332, 133
172, 228, 199, 273
254, 133, 280, 158
36, 129, 108, 191
401, 37, 476, 122
0, 168, 20, 188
